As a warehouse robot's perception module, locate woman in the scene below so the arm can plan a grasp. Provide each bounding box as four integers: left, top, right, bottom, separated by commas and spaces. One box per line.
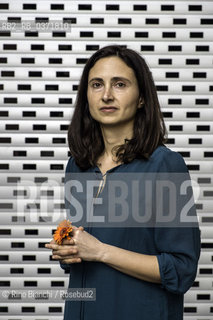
45, 45, 201, 320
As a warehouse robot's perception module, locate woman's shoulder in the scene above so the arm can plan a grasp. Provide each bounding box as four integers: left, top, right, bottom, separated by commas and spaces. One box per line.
65, 155, 83, 173
149, 145, 188, 173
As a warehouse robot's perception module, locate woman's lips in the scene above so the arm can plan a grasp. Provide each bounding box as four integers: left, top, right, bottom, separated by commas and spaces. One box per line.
100, 107, 118, 113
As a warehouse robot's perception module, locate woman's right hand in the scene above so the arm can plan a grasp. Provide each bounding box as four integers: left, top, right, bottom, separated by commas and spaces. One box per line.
45, 226, 84, 264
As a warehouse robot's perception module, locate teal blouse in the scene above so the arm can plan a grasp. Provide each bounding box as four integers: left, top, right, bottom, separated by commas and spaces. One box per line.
61, 146, 201, 320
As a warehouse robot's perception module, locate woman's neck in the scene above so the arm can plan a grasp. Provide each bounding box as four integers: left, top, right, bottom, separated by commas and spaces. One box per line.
100, 122, 133, 160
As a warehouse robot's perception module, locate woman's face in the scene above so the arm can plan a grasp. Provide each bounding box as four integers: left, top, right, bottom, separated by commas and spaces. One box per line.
87, 56, 142, 127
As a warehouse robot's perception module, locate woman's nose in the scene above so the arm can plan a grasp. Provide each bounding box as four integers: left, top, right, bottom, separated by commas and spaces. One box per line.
102, 85, 114, 102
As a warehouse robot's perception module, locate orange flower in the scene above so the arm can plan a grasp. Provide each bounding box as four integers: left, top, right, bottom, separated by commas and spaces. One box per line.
53, 220, 73, 245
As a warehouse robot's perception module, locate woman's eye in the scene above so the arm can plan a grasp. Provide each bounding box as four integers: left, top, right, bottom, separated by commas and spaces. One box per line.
92, 82, 102, 88
115, 82, 125, 88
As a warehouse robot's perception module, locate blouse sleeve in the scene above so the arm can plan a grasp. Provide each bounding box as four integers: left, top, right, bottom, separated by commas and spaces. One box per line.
60, 157, 74, 272
154, 150, 201, 294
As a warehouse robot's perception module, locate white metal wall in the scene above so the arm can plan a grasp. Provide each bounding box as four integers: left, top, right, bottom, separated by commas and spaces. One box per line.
0, 0, 213, 319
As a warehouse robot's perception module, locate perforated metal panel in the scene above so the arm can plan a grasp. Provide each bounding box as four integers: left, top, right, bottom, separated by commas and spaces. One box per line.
0, 0, 213, 319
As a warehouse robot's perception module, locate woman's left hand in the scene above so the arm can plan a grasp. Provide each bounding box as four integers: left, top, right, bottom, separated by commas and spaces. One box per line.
68, 227, 103, 262
45, 227, 104, 264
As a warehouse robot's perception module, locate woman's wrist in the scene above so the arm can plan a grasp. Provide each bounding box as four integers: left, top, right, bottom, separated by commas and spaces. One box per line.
96, 242, 110, 263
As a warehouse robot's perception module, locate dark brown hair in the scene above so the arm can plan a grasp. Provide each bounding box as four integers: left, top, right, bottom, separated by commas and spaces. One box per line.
68, 45, 167, 170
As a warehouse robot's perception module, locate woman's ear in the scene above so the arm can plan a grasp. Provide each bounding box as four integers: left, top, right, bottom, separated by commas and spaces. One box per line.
138, 97, 144, 109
